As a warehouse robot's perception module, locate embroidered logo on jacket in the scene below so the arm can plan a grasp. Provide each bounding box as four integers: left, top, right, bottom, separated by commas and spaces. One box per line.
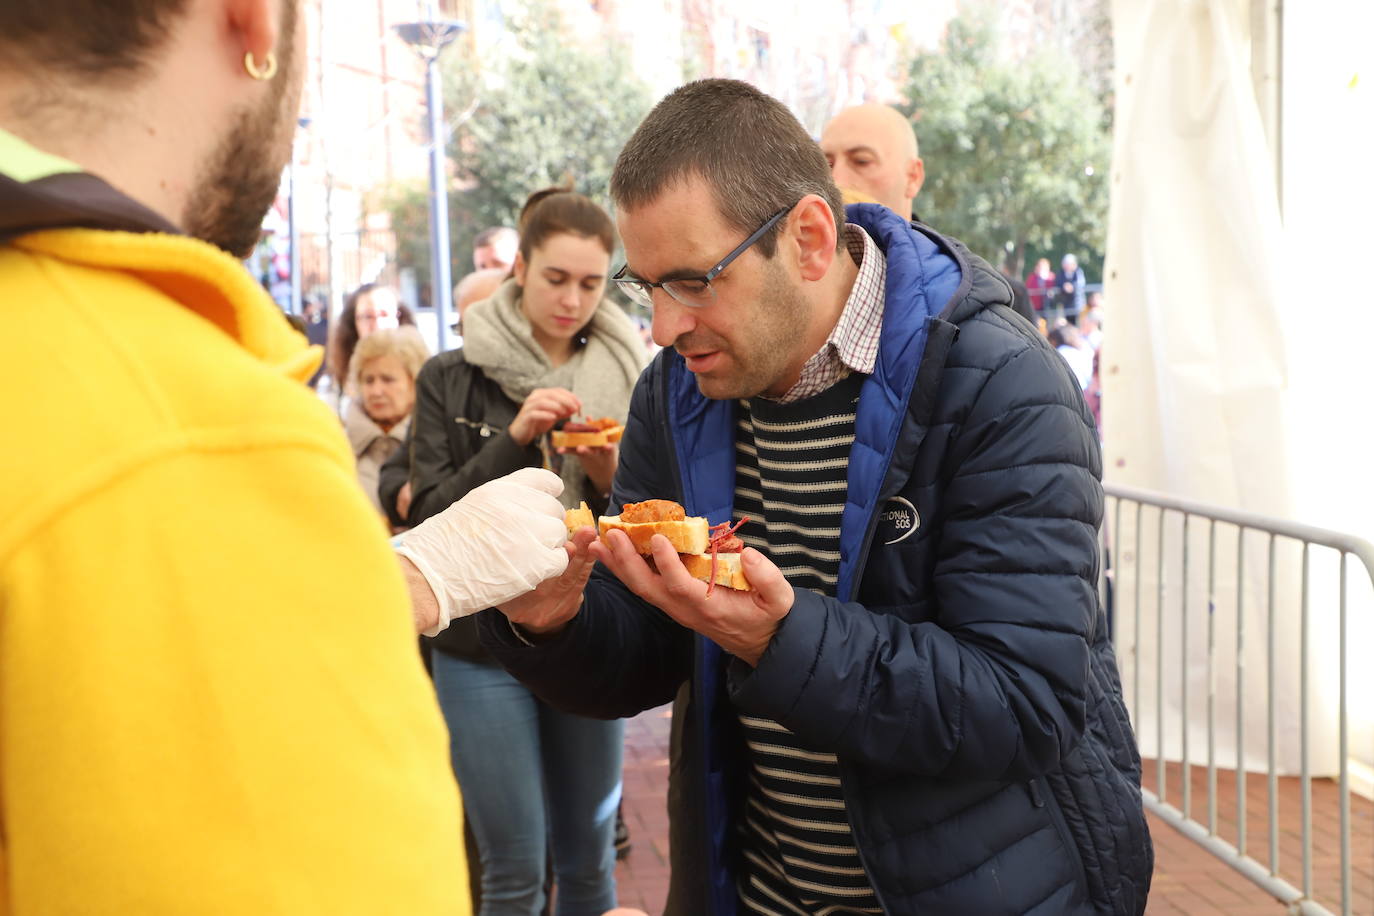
877, 496, 921, 545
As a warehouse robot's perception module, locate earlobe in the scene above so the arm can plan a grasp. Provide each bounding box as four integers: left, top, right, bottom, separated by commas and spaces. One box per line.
227, 0, 280, 75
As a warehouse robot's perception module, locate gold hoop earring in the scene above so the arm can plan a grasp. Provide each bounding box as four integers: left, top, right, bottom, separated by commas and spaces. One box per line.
243, 50, 277, 81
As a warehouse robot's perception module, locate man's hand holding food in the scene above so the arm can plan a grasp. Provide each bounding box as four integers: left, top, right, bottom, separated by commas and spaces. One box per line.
592, 530, 794, 666
492, 501, 796, 666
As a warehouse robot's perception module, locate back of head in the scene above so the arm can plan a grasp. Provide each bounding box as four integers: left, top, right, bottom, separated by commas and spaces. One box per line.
0, 0, 187, 80
1049, 323, 1081, 349
472, 226, 519, 270
454, 268, 508, 311
515, 186, 616, 262
452, 267, 508, 329
474, 225, 518, 251
610, 79, 844, 257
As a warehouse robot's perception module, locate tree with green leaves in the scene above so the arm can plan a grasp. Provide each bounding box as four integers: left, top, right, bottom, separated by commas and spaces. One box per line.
900, 9, 1111, 278
383, 0, 653, 294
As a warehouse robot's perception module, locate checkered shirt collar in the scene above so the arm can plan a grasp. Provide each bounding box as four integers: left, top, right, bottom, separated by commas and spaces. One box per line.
773, 224, 886, 404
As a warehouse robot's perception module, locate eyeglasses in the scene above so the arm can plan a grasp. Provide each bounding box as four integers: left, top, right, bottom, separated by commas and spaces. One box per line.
611, 202, 797, 309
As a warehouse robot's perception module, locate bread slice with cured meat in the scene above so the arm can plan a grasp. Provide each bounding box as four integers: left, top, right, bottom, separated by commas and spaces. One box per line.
550, 416, 624, 449
597, 499, 710, 554
595, 499, 752, 593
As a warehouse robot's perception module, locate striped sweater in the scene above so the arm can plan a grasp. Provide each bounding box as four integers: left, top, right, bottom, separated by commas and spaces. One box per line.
733, 372, 881, 916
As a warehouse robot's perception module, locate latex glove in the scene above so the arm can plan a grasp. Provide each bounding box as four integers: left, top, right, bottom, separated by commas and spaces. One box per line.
394, 468, 569, 636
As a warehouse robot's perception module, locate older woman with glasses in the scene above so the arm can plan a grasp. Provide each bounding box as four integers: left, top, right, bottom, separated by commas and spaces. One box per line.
343, 326, 429, 527
322, 283, 416, 414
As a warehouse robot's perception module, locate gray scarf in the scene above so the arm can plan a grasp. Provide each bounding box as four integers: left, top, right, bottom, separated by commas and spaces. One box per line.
461, 278, 646, 508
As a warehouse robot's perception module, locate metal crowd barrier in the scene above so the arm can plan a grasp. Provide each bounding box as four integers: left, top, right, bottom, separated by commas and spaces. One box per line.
1102, 482, 1374, 916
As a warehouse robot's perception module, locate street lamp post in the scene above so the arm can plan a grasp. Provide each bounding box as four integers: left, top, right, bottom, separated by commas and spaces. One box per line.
287, 115, 311, 317
394, 13, 466, 353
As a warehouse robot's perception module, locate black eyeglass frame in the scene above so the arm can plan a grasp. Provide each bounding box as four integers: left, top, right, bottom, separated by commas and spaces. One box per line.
611, 201, 797, 308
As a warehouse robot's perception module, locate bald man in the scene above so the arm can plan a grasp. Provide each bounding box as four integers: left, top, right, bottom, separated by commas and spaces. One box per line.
450, 266, 508, 333
820, 103, 925, 220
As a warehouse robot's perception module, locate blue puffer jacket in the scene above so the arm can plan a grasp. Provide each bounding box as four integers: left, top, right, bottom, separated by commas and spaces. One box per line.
481, 205, 1152, 915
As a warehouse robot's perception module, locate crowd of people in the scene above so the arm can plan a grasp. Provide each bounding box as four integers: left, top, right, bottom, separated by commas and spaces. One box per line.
1, 2, 1148, 914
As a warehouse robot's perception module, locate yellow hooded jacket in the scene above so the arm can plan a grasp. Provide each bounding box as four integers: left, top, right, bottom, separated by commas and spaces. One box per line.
0, 130, 469, 914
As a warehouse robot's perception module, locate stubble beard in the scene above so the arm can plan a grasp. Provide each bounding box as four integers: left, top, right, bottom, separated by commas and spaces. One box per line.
183, 3, 301, 259
691, 258, 805, 401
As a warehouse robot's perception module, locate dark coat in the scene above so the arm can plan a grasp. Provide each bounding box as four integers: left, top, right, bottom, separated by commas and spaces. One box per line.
388, 349, 543, 659
383, 349, 613, 659
480, 205, 1151, 914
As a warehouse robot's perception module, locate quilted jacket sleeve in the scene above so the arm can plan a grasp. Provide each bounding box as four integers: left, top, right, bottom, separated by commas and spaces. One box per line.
479, 357, 696, 719
730, 317, 1103, 781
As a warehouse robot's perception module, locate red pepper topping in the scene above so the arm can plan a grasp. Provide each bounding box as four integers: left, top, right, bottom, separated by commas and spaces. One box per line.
705, 517, 749, 597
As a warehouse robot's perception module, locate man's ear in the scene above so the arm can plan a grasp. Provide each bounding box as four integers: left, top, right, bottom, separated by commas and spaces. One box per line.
906, 157, 926, 201
225, 0, 279, 75
790, 195, 839, 283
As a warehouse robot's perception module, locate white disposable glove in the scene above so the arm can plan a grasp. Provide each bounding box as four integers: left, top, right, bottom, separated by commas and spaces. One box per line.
394, 468, 570, 636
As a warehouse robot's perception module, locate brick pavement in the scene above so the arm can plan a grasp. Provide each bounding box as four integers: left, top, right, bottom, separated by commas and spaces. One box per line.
614, 705, 1371, 915
1140, 758, 1372, 915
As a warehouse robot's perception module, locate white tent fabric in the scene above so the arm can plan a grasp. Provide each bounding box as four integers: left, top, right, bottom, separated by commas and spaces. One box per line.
1104, 0, 1346, 775
1276, 0, 1374, 785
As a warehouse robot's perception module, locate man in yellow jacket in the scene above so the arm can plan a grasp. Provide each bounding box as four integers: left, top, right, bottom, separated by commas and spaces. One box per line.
0, 1, 576, 912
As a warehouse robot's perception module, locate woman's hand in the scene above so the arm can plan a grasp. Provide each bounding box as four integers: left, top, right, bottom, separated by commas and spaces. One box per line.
508, 387, 581, 446
560, 442, 618, 496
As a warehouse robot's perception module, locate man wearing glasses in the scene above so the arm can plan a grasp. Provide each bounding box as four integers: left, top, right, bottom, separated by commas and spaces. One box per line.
480, 79, 1151, 915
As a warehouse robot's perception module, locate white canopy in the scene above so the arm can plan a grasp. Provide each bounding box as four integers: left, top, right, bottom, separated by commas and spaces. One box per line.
1105, 0, 1372, 776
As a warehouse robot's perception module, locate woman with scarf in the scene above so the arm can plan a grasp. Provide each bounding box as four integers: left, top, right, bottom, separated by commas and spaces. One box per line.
405, 187, 646, 916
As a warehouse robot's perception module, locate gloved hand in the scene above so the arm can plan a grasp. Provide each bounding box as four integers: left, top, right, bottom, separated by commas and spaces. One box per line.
394, 468, 570, 636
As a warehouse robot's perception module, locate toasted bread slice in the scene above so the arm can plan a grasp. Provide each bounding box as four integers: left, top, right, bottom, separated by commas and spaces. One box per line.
598, 514, 710, 555
564, 501, 595, 536
680, 551, 752, 591
550, 426, 623, 449
551, 416, 624, 449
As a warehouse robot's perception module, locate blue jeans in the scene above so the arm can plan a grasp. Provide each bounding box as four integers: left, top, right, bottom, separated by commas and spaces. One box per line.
432, 651, 622, 916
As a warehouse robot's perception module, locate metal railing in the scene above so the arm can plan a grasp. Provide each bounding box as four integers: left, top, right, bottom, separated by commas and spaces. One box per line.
1102, 482, 1374, 916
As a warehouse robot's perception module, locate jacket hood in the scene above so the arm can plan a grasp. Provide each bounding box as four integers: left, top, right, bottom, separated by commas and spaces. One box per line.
0, 128, 181, 244
847, 202, 1015, 328
1, 129, 318, 382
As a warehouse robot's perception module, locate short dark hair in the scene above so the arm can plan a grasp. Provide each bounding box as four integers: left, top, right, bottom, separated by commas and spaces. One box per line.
610, 79, 844, 258
0, 0, 189, 78
473, 226, 518, 250
516, 186, 616, 263
1048, 323, 1081, 349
